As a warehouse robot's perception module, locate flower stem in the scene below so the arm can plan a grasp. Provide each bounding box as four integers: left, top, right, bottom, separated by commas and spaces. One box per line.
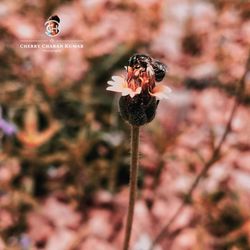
123, 125, 140, 250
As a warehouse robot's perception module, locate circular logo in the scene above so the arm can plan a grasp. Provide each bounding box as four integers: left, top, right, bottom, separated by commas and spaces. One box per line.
45, 15, 60, 37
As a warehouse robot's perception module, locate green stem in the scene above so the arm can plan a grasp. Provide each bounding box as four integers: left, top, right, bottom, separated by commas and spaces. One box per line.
123, 125, 140, 250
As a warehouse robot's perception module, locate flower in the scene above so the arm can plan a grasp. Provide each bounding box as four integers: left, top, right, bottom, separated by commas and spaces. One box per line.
106, 66, 171, 100
0, 119, 17, 136
107, 75, 142, 98
0, 107, 17, 136
107, 54, 171, 126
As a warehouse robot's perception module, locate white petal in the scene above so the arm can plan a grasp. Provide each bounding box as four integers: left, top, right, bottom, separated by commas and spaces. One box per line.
121, 89, 131, 96
112, 76, 125, 84
107, 80, 116, 86
107, 74, 142, 98
129, 92, 136, 98
107, 86, 132, 97
128, 87, 141, 98
135, 87, 142, 94
106, 86, 123, 92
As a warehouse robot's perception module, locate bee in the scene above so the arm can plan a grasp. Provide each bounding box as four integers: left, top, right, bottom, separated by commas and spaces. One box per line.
128, 54, 167, 82
151, 60, 167, 82
128, 54, 152, 69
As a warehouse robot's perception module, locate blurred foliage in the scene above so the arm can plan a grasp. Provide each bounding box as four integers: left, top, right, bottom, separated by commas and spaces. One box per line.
0, 0, 250, 249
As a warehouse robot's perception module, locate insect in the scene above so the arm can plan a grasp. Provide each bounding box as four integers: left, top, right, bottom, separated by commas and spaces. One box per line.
128, 54, 167, 82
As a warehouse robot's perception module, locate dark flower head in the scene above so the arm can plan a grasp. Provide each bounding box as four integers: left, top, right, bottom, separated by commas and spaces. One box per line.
107, 54, 171, 126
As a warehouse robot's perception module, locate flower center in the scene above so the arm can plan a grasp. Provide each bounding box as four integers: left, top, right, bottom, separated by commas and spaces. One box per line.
127, 67, 155, 93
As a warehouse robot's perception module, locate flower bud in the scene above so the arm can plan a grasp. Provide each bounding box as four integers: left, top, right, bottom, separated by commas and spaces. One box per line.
119, 94, 159, 126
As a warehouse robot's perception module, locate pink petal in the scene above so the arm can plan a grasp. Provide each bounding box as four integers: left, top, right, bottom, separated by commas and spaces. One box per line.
150, 85, 172, 100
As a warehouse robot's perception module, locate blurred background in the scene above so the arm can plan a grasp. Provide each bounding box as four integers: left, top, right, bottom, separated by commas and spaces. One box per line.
0, 0, 250, 249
